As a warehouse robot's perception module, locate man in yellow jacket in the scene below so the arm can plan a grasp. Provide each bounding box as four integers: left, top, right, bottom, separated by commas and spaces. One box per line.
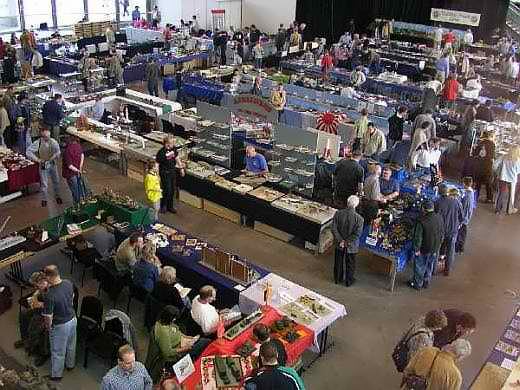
144, 161, 162, 222
402, 338, 471, 390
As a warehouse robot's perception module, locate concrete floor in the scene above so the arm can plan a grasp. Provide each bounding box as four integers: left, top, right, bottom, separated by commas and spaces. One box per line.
1, 157, 520, 390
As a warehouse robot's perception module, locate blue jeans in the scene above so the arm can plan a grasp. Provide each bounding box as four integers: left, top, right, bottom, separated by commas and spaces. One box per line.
413, 253, 438, 287
255, 58, 262, 69
67, 175, 85, 204
49, 317, 77, 377
442, 234, 457, 272
147, 80, 159, 96
40, 163, 60, 201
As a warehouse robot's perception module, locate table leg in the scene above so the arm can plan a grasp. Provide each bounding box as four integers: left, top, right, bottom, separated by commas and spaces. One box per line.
303, 326, 334, 370
389, 259, 397, 292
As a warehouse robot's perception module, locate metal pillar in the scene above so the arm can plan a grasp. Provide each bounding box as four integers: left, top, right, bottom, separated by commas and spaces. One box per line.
51, 0, 57, 30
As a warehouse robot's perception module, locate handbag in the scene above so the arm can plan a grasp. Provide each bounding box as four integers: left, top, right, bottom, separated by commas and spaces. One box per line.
402, 351, 439, 390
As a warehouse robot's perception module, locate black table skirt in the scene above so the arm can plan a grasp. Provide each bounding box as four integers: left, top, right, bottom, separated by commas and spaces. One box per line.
179, 174, 324, 244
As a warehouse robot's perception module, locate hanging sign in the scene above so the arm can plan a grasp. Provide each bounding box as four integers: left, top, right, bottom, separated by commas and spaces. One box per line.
430, 8, 481, 27
231, 94, 279, 123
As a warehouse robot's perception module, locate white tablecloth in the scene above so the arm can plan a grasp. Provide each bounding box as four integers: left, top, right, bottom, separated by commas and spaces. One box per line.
239, 273, 347, 351
171, 113, 198, 132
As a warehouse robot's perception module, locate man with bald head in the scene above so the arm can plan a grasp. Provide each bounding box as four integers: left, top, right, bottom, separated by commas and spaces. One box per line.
244, 145, 268, 176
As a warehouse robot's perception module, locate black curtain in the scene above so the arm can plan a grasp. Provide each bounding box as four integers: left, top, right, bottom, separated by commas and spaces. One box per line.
296, 0, 510, 44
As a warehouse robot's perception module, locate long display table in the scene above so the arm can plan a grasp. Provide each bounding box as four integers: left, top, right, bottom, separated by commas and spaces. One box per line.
179, 172, 334, 252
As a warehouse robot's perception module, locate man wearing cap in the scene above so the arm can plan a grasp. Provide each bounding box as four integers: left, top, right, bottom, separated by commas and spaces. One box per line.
435, 184, 463, 276
409, 200, 445, 289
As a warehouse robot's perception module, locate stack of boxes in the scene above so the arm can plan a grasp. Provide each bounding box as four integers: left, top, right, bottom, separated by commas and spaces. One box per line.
74, 21, 114, 39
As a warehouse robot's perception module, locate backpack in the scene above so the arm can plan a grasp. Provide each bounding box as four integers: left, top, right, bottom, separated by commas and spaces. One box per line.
392, 328, 428, 372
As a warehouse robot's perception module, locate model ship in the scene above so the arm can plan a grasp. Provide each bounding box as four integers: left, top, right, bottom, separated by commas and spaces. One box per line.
224, 310, 264, 340
201, 247, 258, 285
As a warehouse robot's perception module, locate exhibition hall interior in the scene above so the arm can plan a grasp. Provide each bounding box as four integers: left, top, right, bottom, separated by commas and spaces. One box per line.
0, 0, 519, 388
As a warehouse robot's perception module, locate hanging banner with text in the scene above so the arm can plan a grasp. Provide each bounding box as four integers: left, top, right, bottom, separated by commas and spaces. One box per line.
231, 94, 279, 123
430, 8, 481, 27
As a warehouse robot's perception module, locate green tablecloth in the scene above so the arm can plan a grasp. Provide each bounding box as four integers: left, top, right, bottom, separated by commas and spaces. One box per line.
38, 199, 151, 239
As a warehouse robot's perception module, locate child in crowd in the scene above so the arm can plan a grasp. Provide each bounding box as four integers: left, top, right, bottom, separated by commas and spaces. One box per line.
144, 160, 162, 222
456, 177, 476, 254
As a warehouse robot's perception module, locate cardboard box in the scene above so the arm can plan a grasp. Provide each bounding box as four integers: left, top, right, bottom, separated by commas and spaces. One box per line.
254, 221, 294, 243
179, 190, 204, 209
204, 201, 241, 224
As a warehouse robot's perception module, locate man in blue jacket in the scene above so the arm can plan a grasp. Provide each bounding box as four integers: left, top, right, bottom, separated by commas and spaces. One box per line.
435, 184, 463, 276
42, 94, 64, 141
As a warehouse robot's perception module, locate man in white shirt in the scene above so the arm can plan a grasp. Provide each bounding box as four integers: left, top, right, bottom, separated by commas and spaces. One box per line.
463, 29, 473, 49
434, 26, 443, 50
351, 66, 366, 88
92, 96, 105, 121
191, 285, 220, 335
414, 138, 442, 170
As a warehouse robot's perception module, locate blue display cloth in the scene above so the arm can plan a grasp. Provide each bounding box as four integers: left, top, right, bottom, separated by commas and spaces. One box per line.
144, 225, 270, 309
359, 226, 412, 272
132, 52, 208, 66
359, 78, 424, 104
380, 58, 421, 78
44, 57, 78, 76
181, 75, 225, 104
280, 61, 352, 84
123, 63, 146, 83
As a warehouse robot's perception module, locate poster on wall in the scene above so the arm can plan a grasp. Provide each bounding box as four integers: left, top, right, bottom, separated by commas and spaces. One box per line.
231, 94, 279, 123
430, 8, 481, 27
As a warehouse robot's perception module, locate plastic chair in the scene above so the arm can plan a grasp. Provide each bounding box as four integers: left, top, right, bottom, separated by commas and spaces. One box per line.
78, 296, 103, 340
126, 282, 149, 314
83, 317, 125, 368
94, 260, 127, 307
73, 247, 101, 287
144, 293, 165, 331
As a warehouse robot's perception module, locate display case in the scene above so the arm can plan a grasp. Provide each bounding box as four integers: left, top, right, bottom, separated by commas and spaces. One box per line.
270, 143, 317, 198
191, 123, 233, 168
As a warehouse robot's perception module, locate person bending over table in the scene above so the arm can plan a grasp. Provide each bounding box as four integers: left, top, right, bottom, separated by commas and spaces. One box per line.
152, 266, 190, 312
253, 323, 288, 367
379, 166, 399, 202
14, 271, 50, 366
244, 145, 268, 176
244, 342, 304, 390
364, 164, 385, 203
361, 122, 386, 161
190, 285, 235, 336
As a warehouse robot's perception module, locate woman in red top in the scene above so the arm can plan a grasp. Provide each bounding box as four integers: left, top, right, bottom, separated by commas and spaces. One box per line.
443, 30, 456, 50
442, 73, 460, 111
62, 136, 85, 204
321, 50, 334, 81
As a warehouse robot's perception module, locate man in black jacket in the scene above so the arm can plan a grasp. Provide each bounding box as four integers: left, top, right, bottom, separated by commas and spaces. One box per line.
475, 100, 494, 122
275, 24, 287, 53
42, 94, 64, 141
388, 106, 407, 148
332, 195, 364, 286
409, 200, 445, 290
244, 342, 303, 390
333, 150, 364, 208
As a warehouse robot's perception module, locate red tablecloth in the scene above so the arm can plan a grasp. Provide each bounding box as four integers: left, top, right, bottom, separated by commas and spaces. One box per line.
161, 306, 314, 390
6, 163, 40, 192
